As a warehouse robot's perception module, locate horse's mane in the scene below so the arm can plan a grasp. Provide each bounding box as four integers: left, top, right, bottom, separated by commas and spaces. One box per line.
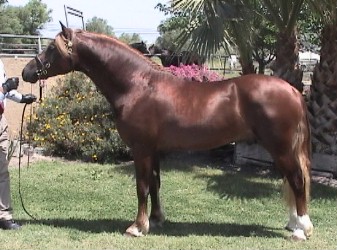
60, 29, 167, 72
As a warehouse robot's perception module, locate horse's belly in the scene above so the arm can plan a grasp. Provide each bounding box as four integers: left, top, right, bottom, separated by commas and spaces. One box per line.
158, 123, 252, 151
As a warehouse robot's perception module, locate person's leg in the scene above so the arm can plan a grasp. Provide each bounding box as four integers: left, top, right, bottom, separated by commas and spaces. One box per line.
0, 116, 20, 230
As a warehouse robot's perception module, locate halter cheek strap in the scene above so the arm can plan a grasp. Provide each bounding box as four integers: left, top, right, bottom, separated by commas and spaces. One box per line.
35, 55, 50, 76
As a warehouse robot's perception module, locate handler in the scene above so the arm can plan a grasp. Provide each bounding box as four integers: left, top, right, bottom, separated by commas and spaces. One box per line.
0, 59, 36, 230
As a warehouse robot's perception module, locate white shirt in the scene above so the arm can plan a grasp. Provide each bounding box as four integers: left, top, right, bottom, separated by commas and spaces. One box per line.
0, 59, 23, 104
0, 58, 6, 83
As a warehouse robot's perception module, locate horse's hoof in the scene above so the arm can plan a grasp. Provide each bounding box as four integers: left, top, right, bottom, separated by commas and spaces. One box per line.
297, 215, 313, 237
125, 223, 148, 237
124, 228, 144, 237
304, 225, 313, 238
149, 215, 165, 229
123, 231, 143, 237
289, 229, 307, 241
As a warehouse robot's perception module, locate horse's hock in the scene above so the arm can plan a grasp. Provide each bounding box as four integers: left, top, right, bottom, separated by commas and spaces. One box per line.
2, 57, 60, 138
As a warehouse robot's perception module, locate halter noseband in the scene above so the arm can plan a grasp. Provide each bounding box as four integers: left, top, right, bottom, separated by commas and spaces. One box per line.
35, 55, 50, 77
35, 38, 73, 77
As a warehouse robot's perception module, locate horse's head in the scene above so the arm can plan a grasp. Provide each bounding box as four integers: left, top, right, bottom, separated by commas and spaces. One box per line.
129, 41, 149, 54
22, 22, 76, 83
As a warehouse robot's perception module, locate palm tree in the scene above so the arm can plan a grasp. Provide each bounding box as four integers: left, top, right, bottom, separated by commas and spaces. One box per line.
260, 0, 305, 91
306, 0, 337, 155
173, 0, 306, 89
172, 0, 256, 74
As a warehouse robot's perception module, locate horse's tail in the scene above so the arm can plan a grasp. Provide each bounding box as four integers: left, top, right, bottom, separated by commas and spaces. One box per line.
285, 99, 312, 207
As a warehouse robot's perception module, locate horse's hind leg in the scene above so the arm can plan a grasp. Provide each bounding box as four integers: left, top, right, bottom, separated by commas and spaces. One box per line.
283, 180, 297, 232
279, 157, 313, 240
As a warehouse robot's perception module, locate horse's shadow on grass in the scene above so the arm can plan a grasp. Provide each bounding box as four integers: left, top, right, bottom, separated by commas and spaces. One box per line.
115, 150, 337, 200
116, 150, 282, 200
20, 218, 284, 238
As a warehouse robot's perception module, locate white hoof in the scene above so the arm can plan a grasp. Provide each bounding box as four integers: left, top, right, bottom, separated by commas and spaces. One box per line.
290, 229, 307, 241
124, 227, 145, 237
124, 221, 149, 237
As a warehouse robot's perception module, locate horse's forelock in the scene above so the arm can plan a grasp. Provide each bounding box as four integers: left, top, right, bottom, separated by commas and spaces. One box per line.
55, 34, 70, 57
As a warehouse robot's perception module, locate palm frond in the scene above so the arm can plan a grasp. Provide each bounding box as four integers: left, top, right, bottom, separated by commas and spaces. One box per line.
177, 13, 230, 57
173, 0, 250, 58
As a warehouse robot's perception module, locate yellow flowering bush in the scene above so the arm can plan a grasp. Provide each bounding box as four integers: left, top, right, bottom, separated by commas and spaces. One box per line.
26, 72, 131, 163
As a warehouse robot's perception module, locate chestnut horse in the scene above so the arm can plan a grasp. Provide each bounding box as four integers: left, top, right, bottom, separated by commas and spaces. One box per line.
22, 23, 313, 240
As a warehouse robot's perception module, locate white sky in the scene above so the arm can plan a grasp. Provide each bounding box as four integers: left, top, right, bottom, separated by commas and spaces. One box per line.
8, 0, 170, 43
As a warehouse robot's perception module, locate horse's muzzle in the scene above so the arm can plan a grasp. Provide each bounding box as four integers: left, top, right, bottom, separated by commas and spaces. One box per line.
22, 67, 39, 83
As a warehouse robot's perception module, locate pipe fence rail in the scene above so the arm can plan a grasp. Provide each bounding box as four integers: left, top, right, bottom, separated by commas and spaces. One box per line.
0, 34, 52, 58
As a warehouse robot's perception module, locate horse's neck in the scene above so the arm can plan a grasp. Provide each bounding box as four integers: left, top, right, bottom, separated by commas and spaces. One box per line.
74, 34, 160, 112
75, 35, 150, 91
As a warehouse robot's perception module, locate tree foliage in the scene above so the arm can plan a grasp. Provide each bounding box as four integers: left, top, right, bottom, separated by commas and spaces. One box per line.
18, 0, 51, 35
0, 0, 51, 35
155, 3, 196, 51
157, 0, 322, 75
297, 2, 321, 50
118, 33, 143, 44
0, 6, 23, 35
86, 16, 115, 36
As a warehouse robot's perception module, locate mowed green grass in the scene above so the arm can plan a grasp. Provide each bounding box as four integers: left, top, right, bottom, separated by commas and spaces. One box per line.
3, 153, 337, 249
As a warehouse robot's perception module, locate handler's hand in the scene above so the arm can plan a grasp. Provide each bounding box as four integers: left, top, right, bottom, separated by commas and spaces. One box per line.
2, 77, 19, 93
20, 94, 37, 104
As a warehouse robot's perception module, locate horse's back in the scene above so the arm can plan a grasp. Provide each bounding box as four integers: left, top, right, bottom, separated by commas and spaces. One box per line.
233, 74, 299, 95
232, 74, 304, 112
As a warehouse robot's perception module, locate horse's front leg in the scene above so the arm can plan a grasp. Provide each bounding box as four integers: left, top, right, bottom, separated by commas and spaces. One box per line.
125, 150, 162, 237
149, 153, 165, 228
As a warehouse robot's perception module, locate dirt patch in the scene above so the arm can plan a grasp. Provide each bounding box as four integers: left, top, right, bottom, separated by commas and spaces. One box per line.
2, 57, 63, 139
9, 153, 54, 168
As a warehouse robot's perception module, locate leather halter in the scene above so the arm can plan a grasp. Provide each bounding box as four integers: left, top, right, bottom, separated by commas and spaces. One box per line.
35, 55, 50, 76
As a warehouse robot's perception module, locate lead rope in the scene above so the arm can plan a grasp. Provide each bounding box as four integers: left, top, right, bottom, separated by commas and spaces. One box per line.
18, 81, 38, 221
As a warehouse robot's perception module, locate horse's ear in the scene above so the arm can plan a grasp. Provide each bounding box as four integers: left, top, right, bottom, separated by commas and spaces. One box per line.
59, 21, 72, 40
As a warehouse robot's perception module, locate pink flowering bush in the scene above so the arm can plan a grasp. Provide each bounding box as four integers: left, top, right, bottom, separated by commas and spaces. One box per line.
168, 64, 224, 82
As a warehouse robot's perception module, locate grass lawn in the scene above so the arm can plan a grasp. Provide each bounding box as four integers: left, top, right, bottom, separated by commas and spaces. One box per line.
3, 152, 337, 249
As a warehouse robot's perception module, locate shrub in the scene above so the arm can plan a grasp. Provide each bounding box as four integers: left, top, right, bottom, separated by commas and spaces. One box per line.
26, 72, 131, 163
168, 64, 224, 82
